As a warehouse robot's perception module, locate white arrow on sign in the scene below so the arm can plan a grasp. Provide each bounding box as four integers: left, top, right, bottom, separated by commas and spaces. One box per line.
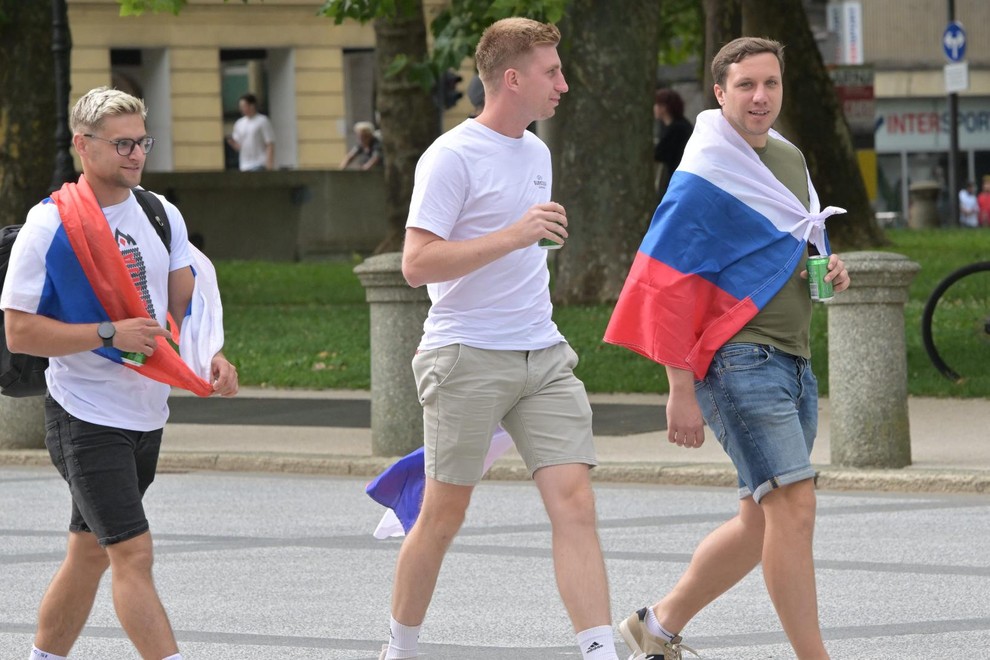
943, 23, 966, 62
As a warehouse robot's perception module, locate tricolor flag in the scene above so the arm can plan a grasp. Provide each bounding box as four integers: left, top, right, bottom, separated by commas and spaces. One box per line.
367, 426, 514, 539
604, 109, 844, 378
49, 176, 219, 395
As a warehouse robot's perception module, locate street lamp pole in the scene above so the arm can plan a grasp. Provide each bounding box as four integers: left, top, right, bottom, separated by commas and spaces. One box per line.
49, 0, 76, 193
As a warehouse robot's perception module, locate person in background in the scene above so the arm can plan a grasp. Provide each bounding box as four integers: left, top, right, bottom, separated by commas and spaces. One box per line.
959, 180, 979, 228
340, 121, 383, 171
977, 176, 990, 228
653, 88, 694, 200
226, 93, 276, 171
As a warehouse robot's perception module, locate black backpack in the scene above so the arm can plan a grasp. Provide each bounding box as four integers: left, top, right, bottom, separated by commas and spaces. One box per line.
0, 188, 170, 397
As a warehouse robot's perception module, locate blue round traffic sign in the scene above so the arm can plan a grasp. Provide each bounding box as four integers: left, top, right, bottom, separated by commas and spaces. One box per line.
943, 21, 966, 62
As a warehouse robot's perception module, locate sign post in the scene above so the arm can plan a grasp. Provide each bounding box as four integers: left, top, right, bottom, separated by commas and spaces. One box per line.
943, 15, 965, 226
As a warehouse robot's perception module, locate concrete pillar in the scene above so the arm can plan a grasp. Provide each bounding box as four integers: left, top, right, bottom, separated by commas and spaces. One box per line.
354, 252, 430, 457
0, 395, 46, 449
828, 251, 920, 468
907, 181, 940, 229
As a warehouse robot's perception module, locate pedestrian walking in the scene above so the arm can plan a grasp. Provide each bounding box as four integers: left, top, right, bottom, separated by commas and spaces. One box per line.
606, 37, 851, 660
379, 17, 619, 660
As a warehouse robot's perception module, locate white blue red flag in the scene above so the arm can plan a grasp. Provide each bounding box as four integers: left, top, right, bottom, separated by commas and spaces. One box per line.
604, 109, 844, 378
368, 427, 514, 539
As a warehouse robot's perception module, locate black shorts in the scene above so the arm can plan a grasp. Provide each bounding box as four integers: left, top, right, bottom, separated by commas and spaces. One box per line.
44, 395, 163, 547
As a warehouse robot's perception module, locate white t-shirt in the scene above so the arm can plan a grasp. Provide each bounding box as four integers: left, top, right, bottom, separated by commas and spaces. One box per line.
407, 119, 563, 351
0, 190, 194, 431
232, 113, 276, 171
959, 188, 979, 228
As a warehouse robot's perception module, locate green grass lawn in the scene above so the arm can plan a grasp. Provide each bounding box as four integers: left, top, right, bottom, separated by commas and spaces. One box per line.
217, 228, 990, 397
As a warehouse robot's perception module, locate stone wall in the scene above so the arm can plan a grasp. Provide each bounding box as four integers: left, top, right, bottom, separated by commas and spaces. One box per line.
141, 169, 387, 261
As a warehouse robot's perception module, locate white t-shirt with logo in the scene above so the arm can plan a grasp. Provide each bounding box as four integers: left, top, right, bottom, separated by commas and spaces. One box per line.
0, 191, 193, 431
407, 119, 563, 351
232, 113, 276, 171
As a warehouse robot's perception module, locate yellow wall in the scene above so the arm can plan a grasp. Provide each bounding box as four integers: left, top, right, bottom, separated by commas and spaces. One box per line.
68, 0, 376, 171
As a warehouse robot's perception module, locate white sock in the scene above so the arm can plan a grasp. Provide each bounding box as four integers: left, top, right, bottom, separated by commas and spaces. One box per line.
161, 655, 183, 660
576, 625, 619, 659
645, 606, 677, 641
30, 648, 67, 660
384, 616, 419, 659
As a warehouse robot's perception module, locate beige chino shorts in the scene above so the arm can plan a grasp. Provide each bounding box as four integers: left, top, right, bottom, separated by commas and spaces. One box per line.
411, 342, 597, 485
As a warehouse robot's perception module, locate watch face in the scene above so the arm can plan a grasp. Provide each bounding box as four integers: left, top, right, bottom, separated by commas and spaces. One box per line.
98, 322, 115, 340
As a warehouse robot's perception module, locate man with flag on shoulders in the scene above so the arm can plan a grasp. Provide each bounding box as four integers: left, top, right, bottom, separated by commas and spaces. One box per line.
1, 86, 237, 660
605, 37, 849, 660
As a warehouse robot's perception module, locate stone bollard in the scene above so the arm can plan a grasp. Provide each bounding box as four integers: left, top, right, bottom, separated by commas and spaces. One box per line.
828, 251, 920, 468
354, 252, 430, 457
907, 181, 940, 229
0, 395, 46, 449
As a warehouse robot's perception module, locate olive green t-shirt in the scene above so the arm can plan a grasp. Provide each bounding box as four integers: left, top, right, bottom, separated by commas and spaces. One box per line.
726, 136, 812, 357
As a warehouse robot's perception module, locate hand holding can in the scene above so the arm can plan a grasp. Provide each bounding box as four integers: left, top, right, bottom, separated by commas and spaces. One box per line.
806, 255, 834, 302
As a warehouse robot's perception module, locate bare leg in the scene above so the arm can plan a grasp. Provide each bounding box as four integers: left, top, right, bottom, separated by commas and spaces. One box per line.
534, 463, 611, 631
390, 478, 474, 625
761, 480, 829, 659
653, 496, 765, 633
34, 532, 110, 656
104, 531, 180, 660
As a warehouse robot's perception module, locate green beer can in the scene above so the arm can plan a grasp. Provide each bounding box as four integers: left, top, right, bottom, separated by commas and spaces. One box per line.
120, 351, 147, 367
806, 255, 834, 302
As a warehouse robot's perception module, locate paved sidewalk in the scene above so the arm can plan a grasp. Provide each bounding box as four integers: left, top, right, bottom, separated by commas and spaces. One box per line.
2, 388, 987, 494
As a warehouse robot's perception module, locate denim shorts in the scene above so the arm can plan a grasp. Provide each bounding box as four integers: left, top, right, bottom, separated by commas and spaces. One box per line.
411, 342, 597, 485
695, 343, 818, 503
44, 395, 163, 546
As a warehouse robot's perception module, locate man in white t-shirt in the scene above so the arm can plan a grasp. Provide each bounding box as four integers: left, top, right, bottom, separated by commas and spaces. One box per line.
226, 93, 276, 171
1, 87, 238, 660
378, 18, 619, 660
959, 180, 979, 228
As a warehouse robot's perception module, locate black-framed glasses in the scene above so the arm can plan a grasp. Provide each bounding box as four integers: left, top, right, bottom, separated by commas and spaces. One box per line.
83, 133, 155, 156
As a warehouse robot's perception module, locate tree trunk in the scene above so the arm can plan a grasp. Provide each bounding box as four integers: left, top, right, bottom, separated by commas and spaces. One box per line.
702, 0, 740, 108
0, 0, 56, 227
549, 0, 660, 304
742, 0, 884, 250
372, 1, 439, 254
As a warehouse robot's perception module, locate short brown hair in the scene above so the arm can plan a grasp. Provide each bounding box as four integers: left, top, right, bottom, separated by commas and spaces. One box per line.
475, 17, 561, 88
711, 37, 785, 88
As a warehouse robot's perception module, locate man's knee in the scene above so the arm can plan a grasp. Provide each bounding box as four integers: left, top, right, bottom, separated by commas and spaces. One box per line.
105, 531, 155, 574
761, 480, 817, 531
67, 532, 110, 575
538, 465, 598, 528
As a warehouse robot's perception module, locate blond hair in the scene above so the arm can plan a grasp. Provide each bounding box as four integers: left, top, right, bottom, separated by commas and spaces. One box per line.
474, 17, 561, 88
711, 37, 785, 88
70, 86, 147, 134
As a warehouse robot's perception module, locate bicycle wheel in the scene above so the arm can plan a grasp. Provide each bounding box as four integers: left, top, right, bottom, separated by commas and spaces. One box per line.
921, 261, 990, 382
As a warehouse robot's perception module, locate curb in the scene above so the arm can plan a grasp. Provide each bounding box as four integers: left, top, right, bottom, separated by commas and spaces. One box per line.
3, 450, 989, 496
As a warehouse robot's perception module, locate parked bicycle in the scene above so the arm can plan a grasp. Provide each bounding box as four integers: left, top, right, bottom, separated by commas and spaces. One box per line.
921, 260, 990, 382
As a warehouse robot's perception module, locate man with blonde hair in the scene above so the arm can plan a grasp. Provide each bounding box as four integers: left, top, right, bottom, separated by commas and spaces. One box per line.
379, 17, 620, 660
2, 86, 238, 660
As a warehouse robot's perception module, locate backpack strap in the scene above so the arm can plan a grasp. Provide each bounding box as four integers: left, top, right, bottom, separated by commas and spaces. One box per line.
132, 188, 172, 254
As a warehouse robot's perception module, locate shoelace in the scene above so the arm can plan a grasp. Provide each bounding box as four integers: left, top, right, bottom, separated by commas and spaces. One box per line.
626, 639, 701, 660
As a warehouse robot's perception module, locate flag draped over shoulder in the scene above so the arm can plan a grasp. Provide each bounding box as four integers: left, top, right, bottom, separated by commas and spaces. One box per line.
49, 176, 214, 397
604, 109, 845, 379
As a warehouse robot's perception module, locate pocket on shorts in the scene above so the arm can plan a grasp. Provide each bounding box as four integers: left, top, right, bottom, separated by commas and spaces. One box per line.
412, 344, 463, 404
714, 343, 772, 373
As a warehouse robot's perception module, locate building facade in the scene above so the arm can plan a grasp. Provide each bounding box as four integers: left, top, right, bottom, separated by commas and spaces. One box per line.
67, 0, 470, 172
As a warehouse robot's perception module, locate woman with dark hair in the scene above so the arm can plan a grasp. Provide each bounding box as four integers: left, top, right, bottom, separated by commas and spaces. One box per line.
654, 88, 694, 199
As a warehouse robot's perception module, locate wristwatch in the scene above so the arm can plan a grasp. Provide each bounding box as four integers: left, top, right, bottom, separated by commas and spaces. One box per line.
97, 321, 116, 348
